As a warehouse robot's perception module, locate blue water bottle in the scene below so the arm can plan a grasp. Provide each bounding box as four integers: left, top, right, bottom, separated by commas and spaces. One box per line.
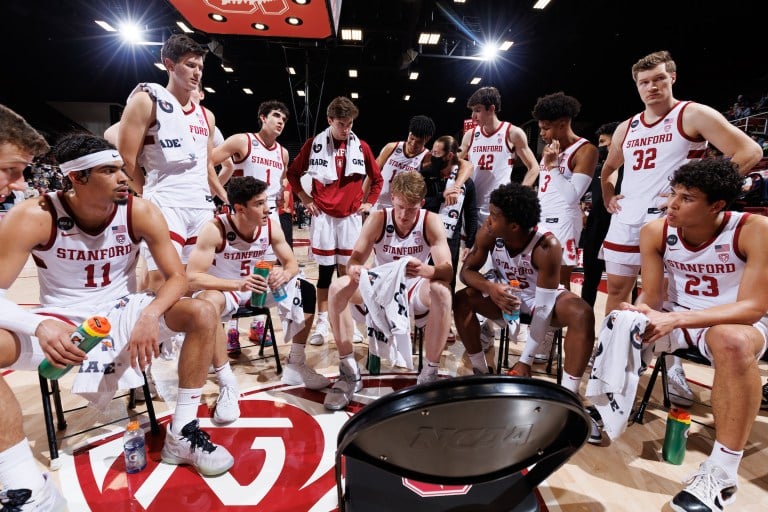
502, 279, 521, 324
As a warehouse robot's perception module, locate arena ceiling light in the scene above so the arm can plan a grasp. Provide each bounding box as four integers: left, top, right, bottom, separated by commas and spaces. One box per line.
176, 21, 194, 33
447, 97, 456, 103
118, 22, 144, 44
533, 0, 552, 9
409, 71, 419, 80
204, 87, 216, 94
348, 69, 358, 78
470, 76, 482, 84
242, 88, 254, 95
340, 28, 363, 41
94, 20, 116, 32
418, 32, 441, 45
499, 40, 514, 51
286, 66, 297, 75
297, 90, 306, 97
351, 92, 359, 99
403, 94, 411, 101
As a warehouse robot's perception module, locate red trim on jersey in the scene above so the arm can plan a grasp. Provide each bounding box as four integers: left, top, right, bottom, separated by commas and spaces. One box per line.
213, 216, 227, 253
687, 149, 707, 159
422, 210, 432, 247
38, 194, 58, 251
640, 101, 681, 128
184, 236, 198, 246
126, 195, 139, 244
312, 248, 336, 256
254, 132, 278, 152
233, 134, 254, 165
169, 231, 185, 247
226, 213, 260, 244
37, 312, 77, 326
679, 211, 730, 252
602, 240, 641, 253
733, 213, 750, 262
394, 209, 422, 239
677, 101, 707, 143
59, 190, 119, 236
373, 210, 387, 244
565, 138, 588, 170
143, 135, 155, 146
504, 122, 514, 153
662, 219, 669, 254
480, 121, 507, 139
32, 254, 47, 269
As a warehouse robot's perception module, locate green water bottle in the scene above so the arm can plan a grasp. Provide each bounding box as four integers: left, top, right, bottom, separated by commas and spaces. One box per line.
38, 316, 112, 380
251, 261, 271, 307
662, 407, 691, 465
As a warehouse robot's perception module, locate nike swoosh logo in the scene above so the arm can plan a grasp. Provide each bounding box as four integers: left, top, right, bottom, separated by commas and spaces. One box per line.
191, 395, 201, 400
111, 153, 120, 158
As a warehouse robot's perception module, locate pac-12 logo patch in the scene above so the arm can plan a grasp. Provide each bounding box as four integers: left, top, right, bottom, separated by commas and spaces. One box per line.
666, 234, 678, 246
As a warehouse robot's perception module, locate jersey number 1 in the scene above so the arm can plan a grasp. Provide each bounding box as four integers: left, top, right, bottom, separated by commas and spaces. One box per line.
85, 263, 111, 288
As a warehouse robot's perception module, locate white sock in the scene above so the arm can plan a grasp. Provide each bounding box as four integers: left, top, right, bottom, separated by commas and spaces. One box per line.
424, 360, 439, 375
215, 362, 237, 389
172, 387, 203, 434
317, 311, 328, 324
288, 343, 306, 364
666, 354, 682, 371
468, 351, 488, 372
0, 439, 45, 493
561, 370, 582, 395
708, 440, 743, 481
339, 353, 359, 378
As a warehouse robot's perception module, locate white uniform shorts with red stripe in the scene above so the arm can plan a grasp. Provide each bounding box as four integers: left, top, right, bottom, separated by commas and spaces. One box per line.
539, 212, 582, 266
660, 302, 768, 363
144, 206, 213, 270
192, 274, 299, 322
309, 211, 362, 266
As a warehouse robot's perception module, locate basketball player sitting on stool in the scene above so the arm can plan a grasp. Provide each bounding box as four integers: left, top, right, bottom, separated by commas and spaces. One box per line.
325, 172, 453, 410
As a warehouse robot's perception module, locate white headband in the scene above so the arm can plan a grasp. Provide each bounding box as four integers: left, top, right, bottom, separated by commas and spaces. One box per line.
59, 150, 123, 173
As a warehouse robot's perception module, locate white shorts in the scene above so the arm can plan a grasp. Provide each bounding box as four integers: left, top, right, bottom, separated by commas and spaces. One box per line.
601, 211, 664, 267
144, 206, 213, 270
310, 212, 362, 266
663, 302, 768, 364
539, 212, 582, 266
8, 292, 176, 370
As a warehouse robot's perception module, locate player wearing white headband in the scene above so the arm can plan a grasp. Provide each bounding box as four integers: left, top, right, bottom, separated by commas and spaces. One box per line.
0, 134, 235, 496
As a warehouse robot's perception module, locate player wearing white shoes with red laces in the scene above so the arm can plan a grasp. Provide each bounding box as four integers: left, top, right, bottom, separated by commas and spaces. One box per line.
0, 104, 66, 511
627, 159, 768, 512
187, 176, 329, 402
0, 134, 234, 493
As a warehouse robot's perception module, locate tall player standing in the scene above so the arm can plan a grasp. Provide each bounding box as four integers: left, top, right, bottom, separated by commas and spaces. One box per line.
119, 34, 228, 291
600, 50, 762, 406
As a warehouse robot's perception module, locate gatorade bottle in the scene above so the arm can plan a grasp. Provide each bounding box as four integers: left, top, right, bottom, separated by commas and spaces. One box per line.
123, 420, 147, 474
251, 261, 271, 307
662, 407, 691, 465
38, 316, 111, 380
502, 279, 521, 323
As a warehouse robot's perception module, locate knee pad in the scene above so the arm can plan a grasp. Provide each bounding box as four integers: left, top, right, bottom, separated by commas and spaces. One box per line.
316, 264, 336, 289
299, 278, 317, 313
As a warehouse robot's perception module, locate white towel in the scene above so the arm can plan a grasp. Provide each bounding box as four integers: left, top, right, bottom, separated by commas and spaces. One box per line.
127, 82, 198, 163
306, 127, 366, 185
586, 310, 651, 440
359, 258, 412, 369
279, 274, 307, 342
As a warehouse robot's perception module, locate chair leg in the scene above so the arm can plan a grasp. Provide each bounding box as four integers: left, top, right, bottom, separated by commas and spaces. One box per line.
497, 326, 508, 374
142, 371, 161, 435
38, 375, 59, 464
264, 314, 282, 374
633, 353, 664, 424
555, 329, 563, 386
660, 354, 671, 409
50, 380, 67, 431
417, 327, 424, 372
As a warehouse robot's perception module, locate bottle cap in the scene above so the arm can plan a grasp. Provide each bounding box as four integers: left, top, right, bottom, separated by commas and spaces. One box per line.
254, 260, 271, 269
669, 407, 691, 423
509, 279, 520, 287
126, 420, 140, 431
82, 316, 111, 337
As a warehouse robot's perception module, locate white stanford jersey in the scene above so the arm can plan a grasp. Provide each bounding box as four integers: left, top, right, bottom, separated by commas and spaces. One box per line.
466, 122, 516, 218
538, 137, 590, 218
373, 208, 431, 267
233, 133, 285, 211
32, 192, 140, 308
376, 141, 429, 209
140, 101, 213, 210
209, 214, 272, 282
618, 101, 707, 225
490, 229, 551, 311
664, 212, 751, 311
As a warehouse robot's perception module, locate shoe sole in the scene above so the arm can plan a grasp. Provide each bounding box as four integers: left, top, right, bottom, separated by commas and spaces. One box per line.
281, 374, 331, 390
160, 449, 234, 476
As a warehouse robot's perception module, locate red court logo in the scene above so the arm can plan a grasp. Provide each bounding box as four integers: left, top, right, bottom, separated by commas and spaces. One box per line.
71, 393, 341, 511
